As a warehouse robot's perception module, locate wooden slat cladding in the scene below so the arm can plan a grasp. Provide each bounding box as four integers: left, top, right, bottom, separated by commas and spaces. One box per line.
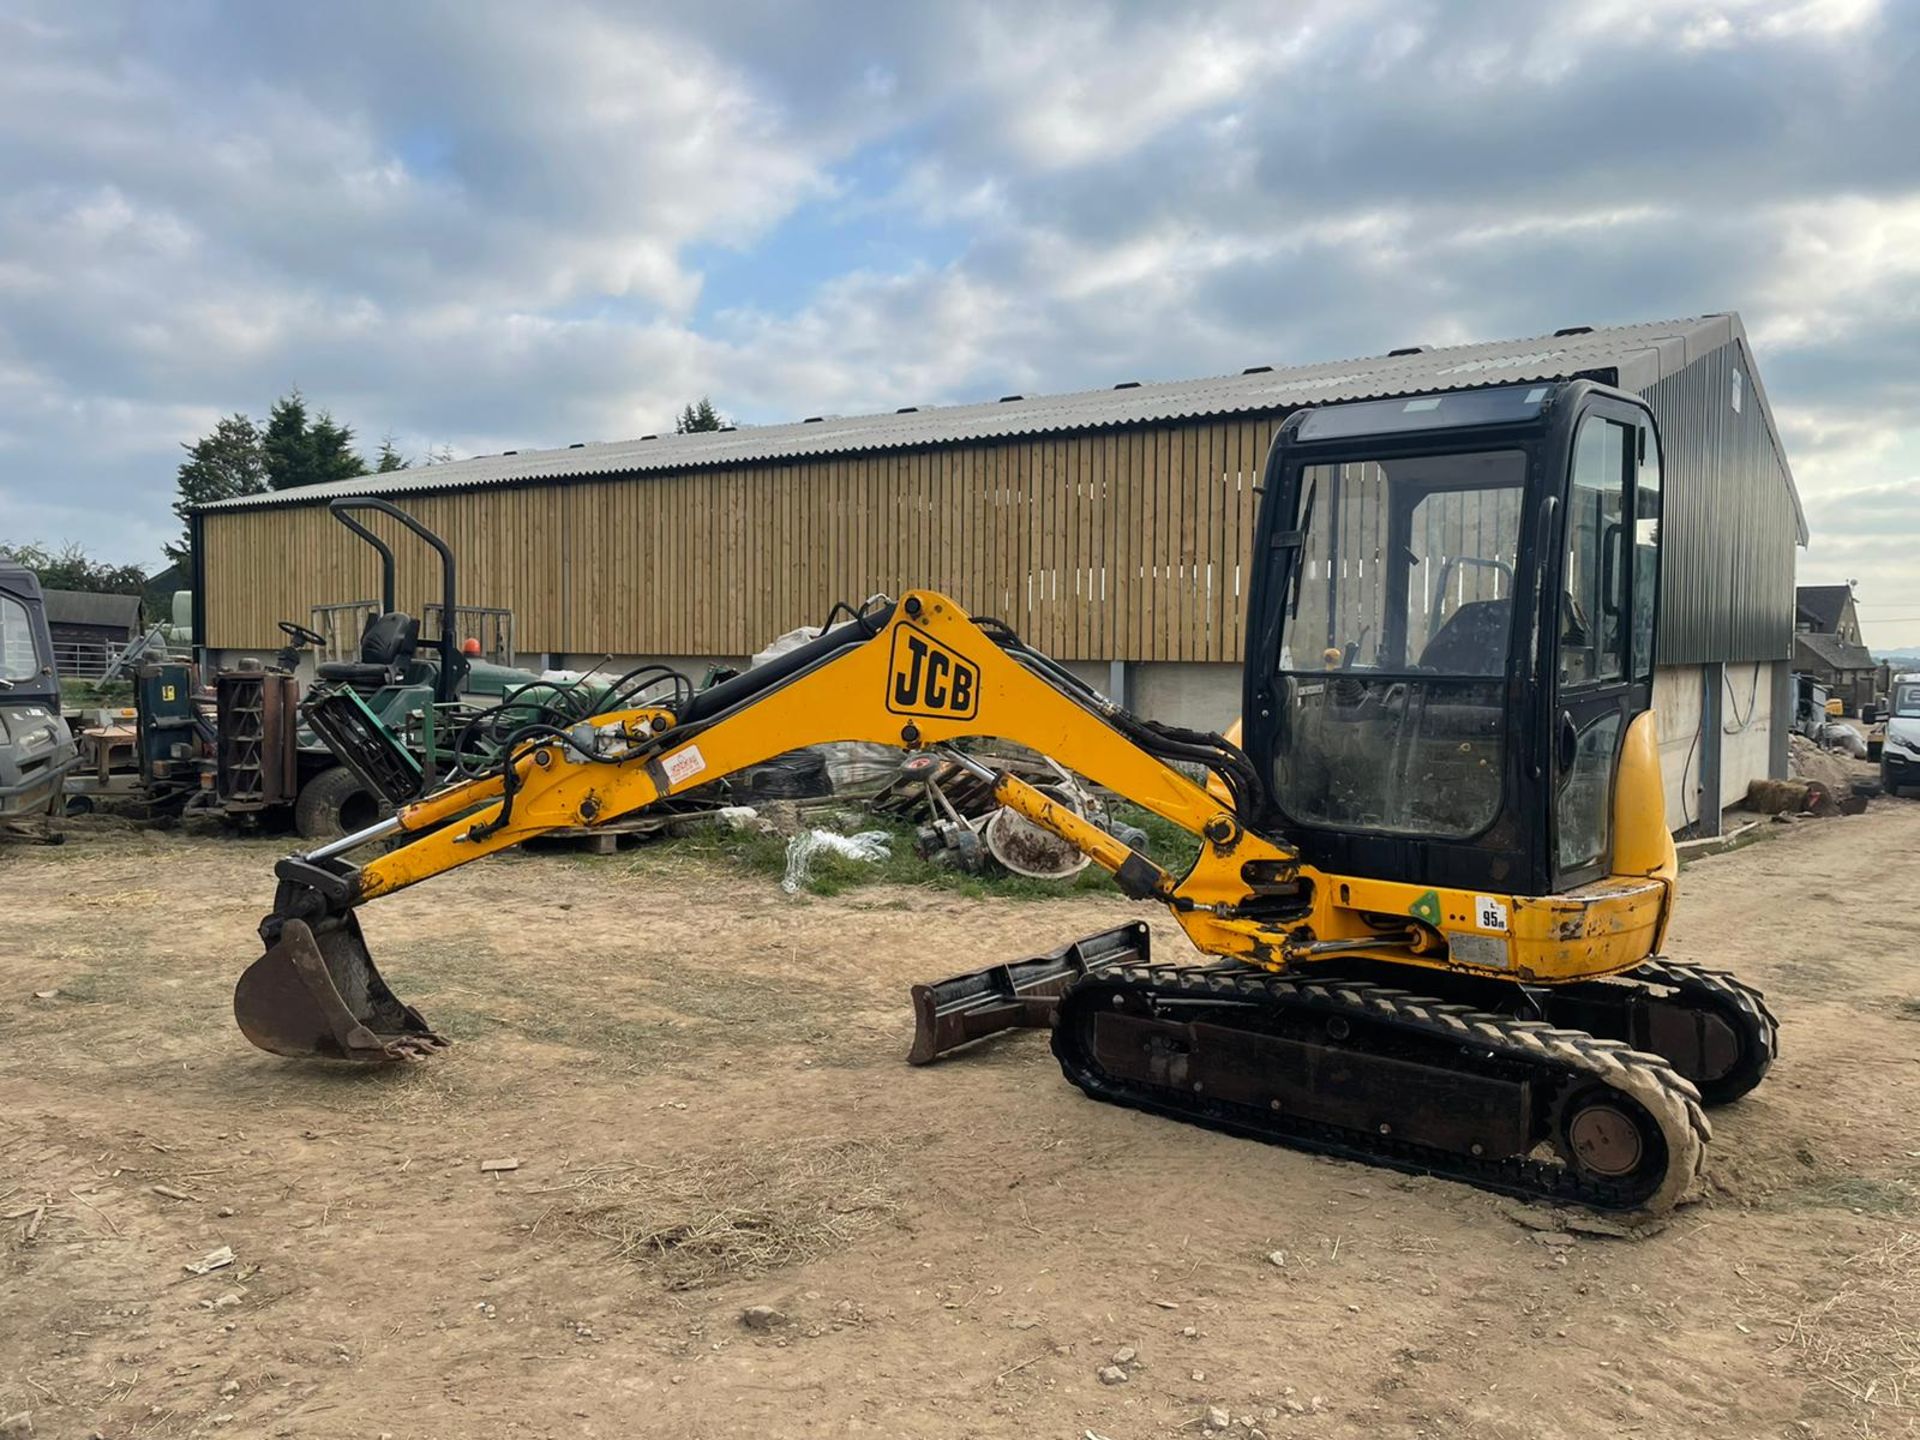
201, 418, 1278, 661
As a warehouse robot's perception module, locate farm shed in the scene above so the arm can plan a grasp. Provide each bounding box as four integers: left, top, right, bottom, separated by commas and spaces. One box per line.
43, 588, 141, 678
194, 313, 1804, 834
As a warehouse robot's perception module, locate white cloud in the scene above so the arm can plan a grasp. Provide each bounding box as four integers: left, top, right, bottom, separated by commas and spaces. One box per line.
1748, 194, 1920, 349
958, 7, 1303, 169
1523, 0, 1881, 68
0, 0, 1915, 660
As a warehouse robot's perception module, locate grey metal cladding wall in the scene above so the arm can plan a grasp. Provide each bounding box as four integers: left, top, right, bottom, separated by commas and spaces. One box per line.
1639, 340, 1795, 665
1720, 341, 1798, 661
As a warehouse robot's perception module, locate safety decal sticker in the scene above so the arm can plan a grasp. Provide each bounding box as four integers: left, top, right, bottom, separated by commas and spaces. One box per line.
661, 744, 707, 788
1474, 895, 1510, 932
1409, 891, 1442, 925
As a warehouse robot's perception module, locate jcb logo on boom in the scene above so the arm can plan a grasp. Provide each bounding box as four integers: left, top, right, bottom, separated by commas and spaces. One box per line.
886, 624, 980, 720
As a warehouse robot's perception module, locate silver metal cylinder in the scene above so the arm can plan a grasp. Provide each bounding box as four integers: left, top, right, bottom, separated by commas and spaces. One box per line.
932, 745, 997, 783
304, 814, 404, 861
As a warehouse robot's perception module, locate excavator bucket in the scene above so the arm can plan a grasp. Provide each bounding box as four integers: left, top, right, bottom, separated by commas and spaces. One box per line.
907, 921, 1149, 1064
234, 914, 448, 1063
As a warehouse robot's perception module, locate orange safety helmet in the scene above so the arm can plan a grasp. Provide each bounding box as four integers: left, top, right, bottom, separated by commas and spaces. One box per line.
460, 637, 483, 656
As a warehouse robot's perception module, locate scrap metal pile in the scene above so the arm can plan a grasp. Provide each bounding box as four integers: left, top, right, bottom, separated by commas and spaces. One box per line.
613, 619, 1151, 886
868, 748, 1147, 880
656, 739, 1146, 888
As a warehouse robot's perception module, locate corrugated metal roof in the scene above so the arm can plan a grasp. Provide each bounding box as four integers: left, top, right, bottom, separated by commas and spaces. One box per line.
1794, 630, 1876, 673
198, 312, 1802, 532
43, 588, 141, 631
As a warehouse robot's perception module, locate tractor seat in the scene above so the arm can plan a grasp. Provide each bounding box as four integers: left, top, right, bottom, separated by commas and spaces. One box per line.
317, 611, 419, 687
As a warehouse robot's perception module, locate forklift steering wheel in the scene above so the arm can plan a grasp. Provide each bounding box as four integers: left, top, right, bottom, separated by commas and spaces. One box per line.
278, 620, 328, 649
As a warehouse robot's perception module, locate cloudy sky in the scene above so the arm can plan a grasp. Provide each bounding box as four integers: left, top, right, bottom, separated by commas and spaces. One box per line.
2, 0, 1917, 645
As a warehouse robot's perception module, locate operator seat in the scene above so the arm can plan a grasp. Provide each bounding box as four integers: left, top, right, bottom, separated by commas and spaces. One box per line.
1415, 598, 1510, 675
316, 611, 419, 689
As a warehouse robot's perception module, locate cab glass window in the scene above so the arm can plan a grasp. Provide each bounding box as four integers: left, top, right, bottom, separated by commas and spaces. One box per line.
1271, 450, 1524, 839
1287, 452, 1526, 675
1561, 418, 1630, 688
1632, 426, 1661, 679
1, 594, 40, 681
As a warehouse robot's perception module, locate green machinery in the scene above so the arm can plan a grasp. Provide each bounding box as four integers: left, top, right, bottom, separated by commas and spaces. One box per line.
255, 499, 568, 836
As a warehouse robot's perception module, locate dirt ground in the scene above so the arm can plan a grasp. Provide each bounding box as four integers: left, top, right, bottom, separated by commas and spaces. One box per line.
3, 804, 1918, 1440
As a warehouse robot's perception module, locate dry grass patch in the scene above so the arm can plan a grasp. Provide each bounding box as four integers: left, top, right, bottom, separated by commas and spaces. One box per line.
1784, 1229, 1920, 1426
548, 1136, 907, 1289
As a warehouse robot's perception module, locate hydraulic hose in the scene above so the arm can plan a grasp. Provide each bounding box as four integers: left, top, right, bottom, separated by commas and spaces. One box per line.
973, 613, 1264, 821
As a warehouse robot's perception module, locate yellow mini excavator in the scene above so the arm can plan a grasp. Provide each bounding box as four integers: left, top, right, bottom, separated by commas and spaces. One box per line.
235, 379, 1776, 1215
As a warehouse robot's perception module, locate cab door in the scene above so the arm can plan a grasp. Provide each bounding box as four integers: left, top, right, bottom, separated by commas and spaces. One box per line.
1552, 401, 1658, 886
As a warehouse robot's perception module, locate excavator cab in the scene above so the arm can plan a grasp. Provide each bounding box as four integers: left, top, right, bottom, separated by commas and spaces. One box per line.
1242, 379, 1668, 903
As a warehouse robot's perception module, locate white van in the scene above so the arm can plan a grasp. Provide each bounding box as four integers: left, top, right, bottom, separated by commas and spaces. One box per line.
1883, 672, 1920, 797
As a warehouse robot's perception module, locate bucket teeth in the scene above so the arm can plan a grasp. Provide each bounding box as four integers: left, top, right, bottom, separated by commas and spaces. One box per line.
234, 915, 448, 1063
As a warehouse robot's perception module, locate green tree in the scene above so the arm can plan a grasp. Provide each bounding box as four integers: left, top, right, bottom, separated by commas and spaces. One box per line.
676, 396, 723, 433
308, 410, 369, 485
263, 389, 369, 490
262, 390, 311, 490
375, 435, 410, 472
170, 413, 267, 563
0, 541, 146, 596
141, 562, 186, 627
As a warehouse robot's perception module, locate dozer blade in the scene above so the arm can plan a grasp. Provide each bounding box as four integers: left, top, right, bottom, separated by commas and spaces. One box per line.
907, 920, 1149, 1065
234, 914, 448, 1063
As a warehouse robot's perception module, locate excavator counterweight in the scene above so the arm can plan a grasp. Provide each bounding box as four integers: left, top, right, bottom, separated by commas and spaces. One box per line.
234, 380, 1777, 1217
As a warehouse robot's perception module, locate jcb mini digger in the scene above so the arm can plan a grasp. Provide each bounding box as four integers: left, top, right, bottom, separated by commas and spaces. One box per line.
235, 379, 1776, 1215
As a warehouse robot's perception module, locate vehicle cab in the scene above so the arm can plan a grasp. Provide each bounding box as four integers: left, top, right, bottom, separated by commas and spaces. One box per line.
0, 563, 79, 827
1243, 379, 1668, 900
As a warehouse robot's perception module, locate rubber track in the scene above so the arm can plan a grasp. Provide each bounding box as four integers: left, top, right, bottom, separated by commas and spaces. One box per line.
1631, 960, 1779, 1064
1550, 959, 1778, 1107
1053, 964, 1711, 1215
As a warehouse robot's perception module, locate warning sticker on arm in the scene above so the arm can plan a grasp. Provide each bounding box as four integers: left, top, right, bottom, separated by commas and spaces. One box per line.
660, 745, 707, 788
1474, 895, 1509, 932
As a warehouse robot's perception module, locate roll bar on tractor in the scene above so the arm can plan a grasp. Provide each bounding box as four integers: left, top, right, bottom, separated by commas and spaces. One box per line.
327, 498, 465, 705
